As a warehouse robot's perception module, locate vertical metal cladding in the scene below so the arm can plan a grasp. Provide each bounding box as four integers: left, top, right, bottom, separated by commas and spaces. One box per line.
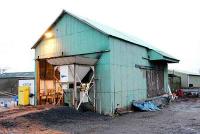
109, 37, 168, 112
35, 15, 108, 59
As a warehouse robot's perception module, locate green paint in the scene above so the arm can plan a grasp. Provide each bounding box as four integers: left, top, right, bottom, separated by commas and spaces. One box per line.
109, 37, 149, 112
148, 50, 179, 63
35, 14, 109, 59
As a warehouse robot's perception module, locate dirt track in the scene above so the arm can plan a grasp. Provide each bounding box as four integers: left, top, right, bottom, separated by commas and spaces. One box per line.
1, 98, 200, 134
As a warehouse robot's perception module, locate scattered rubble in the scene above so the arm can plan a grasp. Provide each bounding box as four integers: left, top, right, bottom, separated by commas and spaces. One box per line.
1, 98, 200, 133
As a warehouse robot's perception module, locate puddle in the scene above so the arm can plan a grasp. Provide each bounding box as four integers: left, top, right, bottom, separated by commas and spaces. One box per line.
192, 106, 200, 108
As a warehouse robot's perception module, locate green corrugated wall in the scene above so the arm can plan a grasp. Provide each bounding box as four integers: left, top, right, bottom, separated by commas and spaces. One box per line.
109, 38, 150, 112
109, 38, 169, 113
35, 15, 109, 58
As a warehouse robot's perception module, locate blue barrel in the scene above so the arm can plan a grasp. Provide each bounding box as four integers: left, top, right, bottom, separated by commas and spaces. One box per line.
12, 96, 18, 102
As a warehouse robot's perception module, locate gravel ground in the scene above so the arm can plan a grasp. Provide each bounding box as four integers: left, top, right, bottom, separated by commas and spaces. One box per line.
1, 98, 200, 134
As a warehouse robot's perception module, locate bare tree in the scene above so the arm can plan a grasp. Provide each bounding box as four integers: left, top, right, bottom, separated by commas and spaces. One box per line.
0, 67, 7, 74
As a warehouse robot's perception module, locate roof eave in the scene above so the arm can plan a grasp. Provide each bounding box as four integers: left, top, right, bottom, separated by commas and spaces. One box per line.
163, 56, 179, 63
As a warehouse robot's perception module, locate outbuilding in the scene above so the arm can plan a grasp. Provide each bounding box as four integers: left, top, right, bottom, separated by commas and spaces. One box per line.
32, 10, 179, 115
0, 72, 34, 96
169, 70, 200, 90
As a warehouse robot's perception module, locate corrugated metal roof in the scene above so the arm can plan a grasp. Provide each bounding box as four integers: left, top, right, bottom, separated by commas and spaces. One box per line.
0, 72, 34, 79
47, 56, 98, 66
32, 10, 179, 61
169, 70, 200, 76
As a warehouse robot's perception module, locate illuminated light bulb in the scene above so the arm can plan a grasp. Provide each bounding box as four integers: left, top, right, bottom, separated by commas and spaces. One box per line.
44, 32, 53, 38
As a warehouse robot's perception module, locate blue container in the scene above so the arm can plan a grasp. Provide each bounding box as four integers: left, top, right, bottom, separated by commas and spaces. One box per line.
12, 96, 18, 102
4, 101, 7, 107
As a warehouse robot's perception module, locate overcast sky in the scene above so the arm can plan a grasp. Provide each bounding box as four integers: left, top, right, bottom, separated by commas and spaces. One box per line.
0, 0, 199, 73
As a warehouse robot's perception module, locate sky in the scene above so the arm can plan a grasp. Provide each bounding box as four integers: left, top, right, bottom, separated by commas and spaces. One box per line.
0, 0, 199, 73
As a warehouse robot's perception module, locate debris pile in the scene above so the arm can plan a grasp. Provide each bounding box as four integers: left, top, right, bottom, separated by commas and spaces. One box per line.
132, 101, 160, 111
23, 106, 110, 125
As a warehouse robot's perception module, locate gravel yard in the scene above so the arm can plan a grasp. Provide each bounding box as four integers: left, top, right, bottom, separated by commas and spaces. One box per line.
1, 98, 200, 134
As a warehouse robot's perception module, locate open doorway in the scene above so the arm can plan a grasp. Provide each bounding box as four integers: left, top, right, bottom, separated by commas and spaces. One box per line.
36, 56, 97, 111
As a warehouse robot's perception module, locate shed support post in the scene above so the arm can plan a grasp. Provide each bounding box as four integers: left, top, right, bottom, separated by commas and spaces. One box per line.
74, 64, 77, 109
35, 60, 40, 105
187, 75, 190, 87
92, 66, 96, 112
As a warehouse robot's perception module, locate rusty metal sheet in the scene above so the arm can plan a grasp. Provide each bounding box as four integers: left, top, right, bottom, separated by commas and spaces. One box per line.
146, 64, 164, 98
47, 56, 98, 66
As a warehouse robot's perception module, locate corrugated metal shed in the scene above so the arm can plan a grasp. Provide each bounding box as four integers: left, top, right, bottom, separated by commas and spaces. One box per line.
0, 72, 34, 79
169, 70, 200, 88
169, 70, 200, 76
32, 10, 179, 115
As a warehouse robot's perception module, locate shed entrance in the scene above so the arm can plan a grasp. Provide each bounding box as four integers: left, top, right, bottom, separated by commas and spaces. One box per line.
146, 64, 164, 98
168, 74, 181, 92
36, 56, 98, 111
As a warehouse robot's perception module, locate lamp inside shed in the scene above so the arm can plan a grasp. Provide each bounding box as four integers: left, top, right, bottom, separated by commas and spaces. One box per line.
44, 31, 53, 39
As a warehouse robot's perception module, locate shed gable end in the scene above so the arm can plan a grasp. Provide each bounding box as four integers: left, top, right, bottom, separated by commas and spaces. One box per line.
35, 13, 109, 59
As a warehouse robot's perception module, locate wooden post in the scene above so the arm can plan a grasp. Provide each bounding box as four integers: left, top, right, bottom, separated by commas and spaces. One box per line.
35, 60, 40, 105
93, 66, 96, 112
74, 64, 77, 109
53, 66, 56, 104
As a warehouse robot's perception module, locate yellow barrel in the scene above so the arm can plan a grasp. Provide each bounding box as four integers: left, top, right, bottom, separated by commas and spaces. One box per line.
18, 86, 30, 105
